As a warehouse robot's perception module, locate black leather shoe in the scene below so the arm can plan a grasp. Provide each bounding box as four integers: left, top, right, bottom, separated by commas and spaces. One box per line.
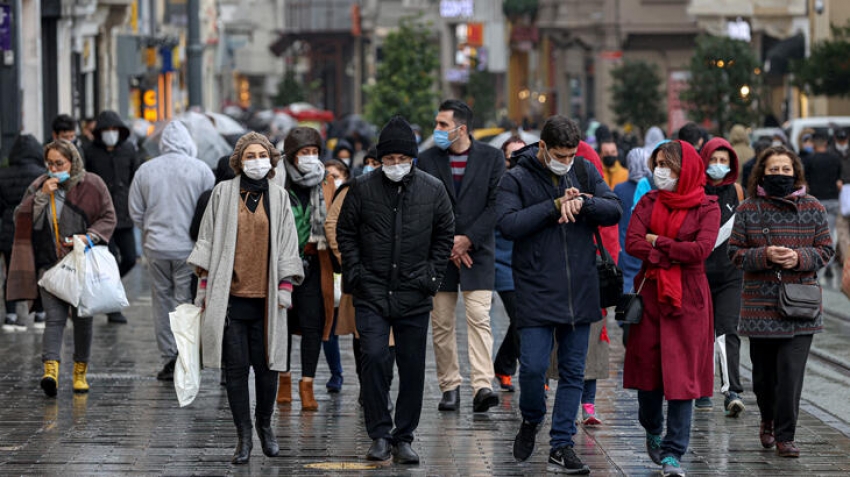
232, 426, 253, 464
366, 438, 392, 461
256, 421, 279, 457
473, 387, 499, 413
107, 312, 127, 324
438, 388, 460, 411
156, 358, 177, 381
392, 442, 420, 464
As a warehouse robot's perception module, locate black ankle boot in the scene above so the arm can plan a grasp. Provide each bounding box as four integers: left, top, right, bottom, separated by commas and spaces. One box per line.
232, 425, 253, 464
256, 419, 279, 457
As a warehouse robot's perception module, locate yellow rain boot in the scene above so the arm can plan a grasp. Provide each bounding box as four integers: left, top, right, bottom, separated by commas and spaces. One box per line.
73, 362, 89, 393
41, 360, 59, 397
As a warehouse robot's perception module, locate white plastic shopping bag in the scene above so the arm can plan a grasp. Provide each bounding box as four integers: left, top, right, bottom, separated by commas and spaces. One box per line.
333, 272, 342, 307
37, 236, 86, 306
169, 304, 202, 407
840, 184, 850, 216
77, 240, 129, 317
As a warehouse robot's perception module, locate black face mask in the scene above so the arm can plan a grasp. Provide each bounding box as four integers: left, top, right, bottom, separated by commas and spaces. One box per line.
762, 174, 796, 197
602, 155, 618, 167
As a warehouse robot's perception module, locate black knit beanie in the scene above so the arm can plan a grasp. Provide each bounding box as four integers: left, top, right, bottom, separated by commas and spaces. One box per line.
377, 116, 418, 160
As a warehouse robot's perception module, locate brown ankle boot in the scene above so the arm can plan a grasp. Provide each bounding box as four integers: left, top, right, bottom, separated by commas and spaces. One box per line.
299, 379, 318, 412
276, 373, 291, 405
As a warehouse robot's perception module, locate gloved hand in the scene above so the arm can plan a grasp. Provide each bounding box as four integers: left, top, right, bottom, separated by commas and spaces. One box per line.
278, 289, 292, 310
195, 279, 207, 310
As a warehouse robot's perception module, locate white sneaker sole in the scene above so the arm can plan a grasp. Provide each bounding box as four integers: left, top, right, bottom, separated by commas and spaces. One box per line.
2, 324, 27, 332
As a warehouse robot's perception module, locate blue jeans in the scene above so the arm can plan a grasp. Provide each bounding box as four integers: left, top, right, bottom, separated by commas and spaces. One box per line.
638, 389, 693, 460
519, 323, 590, 449
581, 379, 597, 405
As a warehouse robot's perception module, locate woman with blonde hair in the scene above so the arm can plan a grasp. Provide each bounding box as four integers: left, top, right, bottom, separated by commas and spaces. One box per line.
7, 140, 116, 397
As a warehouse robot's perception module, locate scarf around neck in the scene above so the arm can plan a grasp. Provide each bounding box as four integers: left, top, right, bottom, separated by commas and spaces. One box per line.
284, 160, 328, 249
648, 140, 706, 308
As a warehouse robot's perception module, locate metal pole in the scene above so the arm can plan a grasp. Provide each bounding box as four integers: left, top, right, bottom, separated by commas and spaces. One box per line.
0, 0, 22, 160
187, 0, 202, 107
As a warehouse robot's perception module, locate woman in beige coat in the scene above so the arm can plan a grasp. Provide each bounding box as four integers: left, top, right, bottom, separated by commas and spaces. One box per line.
188, 132, 303, 464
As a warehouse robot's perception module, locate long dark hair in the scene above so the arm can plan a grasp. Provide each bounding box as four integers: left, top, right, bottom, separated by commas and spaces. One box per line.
746, 146, 806, 198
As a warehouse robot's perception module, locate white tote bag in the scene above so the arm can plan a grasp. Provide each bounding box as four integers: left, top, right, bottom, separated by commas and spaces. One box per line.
77, 243, 129, 317
169, 304, 202, 407
840, 184, 850, 216
37, 236, 86, 306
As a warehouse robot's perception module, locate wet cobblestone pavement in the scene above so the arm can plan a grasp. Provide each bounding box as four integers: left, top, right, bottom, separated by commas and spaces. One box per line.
2, 263, 850, 475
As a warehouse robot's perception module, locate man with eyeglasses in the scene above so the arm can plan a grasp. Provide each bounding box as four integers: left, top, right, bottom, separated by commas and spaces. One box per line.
336, 115, 454, 464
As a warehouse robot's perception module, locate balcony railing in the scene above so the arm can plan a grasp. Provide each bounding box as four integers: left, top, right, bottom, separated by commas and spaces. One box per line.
285, 0, 355, 34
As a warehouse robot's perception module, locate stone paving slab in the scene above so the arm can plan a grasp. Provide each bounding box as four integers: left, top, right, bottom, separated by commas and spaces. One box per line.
1, 264, 850, 476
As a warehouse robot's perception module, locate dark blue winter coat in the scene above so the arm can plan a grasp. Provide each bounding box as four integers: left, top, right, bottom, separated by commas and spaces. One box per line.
613, 179, 642, 293
496, 146, 622, 329
0, 134, 46, 253
493, 229, 514, 292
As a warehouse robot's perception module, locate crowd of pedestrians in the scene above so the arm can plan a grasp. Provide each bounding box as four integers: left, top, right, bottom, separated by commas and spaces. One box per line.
1, 106, 843, 476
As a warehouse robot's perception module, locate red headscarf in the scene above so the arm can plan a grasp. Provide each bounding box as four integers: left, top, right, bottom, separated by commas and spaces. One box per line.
648, 140, 706, 307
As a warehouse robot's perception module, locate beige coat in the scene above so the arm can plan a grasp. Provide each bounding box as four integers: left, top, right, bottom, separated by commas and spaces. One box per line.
187, 178, 304, 371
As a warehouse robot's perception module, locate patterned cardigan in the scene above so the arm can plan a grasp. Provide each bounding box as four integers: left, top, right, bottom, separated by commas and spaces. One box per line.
728, 193, 834, 338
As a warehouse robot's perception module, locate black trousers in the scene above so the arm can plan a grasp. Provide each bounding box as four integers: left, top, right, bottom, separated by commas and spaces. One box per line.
356, 306, 428, 444
108, 227, 137, 277
288, 254, 323, 377
749, 335, 813, 442
223, 297, 278, 430
709, 275, 744, 394
353, 337, 394, 386
493, 290, 520, 376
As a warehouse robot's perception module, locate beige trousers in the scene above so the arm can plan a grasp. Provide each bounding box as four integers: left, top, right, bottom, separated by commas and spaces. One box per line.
431, 290, 495, 393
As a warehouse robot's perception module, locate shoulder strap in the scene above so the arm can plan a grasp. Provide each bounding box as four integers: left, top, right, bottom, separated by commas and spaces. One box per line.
573, 157, 591, 194
734, 182, 744, 202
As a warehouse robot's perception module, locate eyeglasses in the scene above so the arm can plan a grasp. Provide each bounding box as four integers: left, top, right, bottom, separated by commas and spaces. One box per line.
46, 161, 69, 169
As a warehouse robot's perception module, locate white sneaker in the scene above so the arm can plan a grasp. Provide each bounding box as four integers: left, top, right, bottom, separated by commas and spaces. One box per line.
2, 315, 27, 332
32, 312, 46, 330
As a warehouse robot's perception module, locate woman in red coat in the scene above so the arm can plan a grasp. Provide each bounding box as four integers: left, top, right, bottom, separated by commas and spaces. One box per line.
623, 140, 720, 477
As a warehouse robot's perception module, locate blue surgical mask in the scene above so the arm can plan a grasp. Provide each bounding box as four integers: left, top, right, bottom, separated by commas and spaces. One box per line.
802, 146, 814, 154
434, 127, 460, 150
362, 165, 376, 174
706, 164, 731, 181
48, 171, 71, 183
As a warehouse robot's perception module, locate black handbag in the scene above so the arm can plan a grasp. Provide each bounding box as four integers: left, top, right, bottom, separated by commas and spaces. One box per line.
595, 229, 624, 308
615, 275, 647, 324
777, 271, 821, 320
756, 202, 822, 321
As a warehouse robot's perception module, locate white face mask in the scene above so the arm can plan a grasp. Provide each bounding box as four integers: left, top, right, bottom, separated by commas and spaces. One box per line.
383, 163, 411, 182
334, 179, 343, 188
243, 158, 272, 180
296, 154, 324, 174
654, 167, 678, 192
836, 142, 849, 153
543, 145, 572, 176
102, 130, 120, 147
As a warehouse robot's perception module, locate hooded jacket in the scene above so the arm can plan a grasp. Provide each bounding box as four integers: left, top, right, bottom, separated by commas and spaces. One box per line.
0, 134, 46, 252
496, 146, 622, 328
129, 121, 215, 260
643, 127, 665, 155
729, 125, 754, 180
701, 137, 743, 281
83, 110, 140, 229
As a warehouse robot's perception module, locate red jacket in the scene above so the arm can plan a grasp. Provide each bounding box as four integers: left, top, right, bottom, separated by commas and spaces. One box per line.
578, 141, 620, 262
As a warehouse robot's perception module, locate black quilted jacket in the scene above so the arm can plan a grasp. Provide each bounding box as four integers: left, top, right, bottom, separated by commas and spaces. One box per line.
336, 167, 454, 319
